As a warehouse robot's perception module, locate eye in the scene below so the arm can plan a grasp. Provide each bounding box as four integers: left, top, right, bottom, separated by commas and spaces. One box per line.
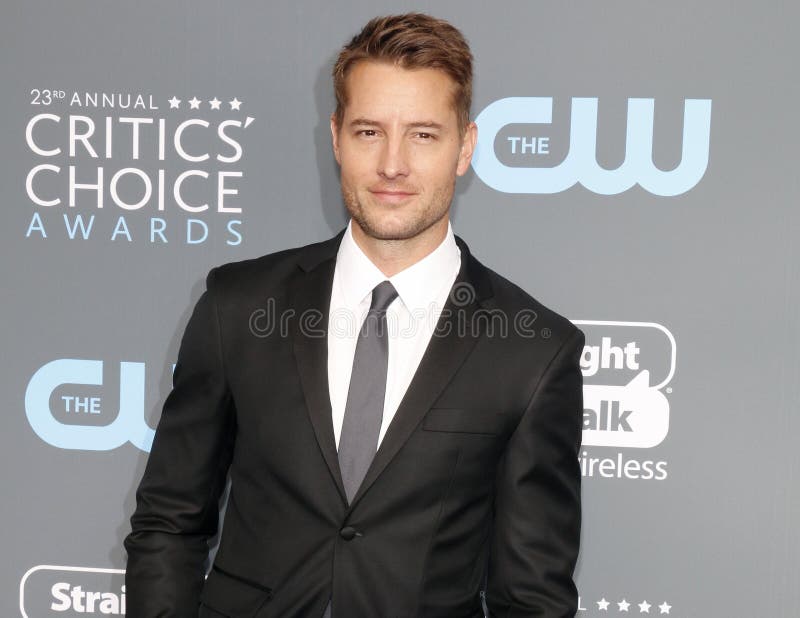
357, 129, 378, 137
415, 132, 436, 141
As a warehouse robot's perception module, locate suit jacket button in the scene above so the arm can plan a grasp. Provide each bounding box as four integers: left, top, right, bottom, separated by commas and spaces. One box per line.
339, 526, 359, 540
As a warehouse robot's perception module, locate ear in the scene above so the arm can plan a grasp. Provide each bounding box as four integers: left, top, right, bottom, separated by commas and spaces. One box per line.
330, 113, 341, 165
456, 121, 477, 177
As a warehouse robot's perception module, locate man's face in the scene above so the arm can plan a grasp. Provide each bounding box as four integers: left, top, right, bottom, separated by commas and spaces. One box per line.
331, 60, 476, 243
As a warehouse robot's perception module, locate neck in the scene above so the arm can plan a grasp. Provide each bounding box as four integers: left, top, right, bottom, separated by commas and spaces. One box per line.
350, 218, 449, 277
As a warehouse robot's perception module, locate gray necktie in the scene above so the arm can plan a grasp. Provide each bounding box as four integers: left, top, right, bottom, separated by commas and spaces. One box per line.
322, 281, 397, 618
338, 280, 398, 504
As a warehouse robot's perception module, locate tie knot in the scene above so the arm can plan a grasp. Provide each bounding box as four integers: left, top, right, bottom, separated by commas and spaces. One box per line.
370, 280, 398, 313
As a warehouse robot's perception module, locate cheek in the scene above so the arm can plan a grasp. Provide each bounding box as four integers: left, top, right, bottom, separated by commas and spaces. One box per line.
422, 155, 460, 186
339, 147, 376, 177
416, 142, 460, 169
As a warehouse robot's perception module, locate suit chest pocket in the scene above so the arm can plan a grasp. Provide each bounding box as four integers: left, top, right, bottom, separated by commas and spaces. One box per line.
421, 408, 506, 436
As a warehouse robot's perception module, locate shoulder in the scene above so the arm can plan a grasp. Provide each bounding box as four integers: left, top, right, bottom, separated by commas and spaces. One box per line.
205, 233, 342, 298
464, 246, 584, 353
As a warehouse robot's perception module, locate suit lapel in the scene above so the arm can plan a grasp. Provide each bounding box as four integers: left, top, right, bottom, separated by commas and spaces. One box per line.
290, 232, 495, 510
290, 232, 347, 504
348, 237, 494, 510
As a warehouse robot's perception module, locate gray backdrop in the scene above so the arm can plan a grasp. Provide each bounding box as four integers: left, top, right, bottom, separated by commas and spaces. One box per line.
3, 1, 798, 616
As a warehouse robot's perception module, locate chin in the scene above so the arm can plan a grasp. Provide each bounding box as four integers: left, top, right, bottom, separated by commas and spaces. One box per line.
358, 220, 420, 241
344, 191, 447, 242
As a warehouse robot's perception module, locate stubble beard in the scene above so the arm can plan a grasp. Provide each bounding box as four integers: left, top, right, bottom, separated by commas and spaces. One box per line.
340, 181, 455, 242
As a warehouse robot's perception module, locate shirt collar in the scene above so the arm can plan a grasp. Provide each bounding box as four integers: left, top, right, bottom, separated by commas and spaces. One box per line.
335, 219, 461, 312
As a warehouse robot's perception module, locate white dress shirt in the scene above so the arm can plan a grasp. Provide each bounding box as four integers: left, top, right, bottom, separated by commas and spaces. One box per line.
327, 220, 461, 450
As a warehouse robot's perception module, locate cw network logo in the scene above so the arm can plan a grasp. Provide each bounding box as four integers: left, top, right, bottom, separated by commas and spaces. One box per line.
574, 320, 675, 481
25, 359, 155, 452
473, 97, 712, 196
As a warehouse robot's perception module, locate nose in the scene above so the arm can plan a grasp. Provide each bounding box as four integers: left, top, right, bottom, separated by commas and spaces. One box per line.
377, 135, 410, 179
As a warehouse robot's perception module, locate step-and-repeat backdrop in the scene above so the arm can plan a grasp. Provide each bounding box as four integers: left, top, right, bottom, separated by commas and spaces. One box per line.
3, 1, 798, 616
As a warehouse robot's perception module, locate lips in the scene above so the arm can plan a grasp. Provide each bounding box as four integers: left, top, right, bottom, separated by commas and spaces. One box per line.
369, 188, 417, 204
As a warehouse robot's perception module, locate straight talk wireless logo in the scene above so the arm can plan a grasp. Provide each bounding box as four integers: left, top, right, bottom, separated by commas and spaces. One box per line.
20, 565, 126, 616
573, 320, 675, 481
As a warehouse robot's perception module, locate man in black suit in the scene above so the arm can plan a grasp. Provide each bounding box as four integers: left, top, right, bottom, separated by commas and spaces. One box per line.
125, 13, 584, 618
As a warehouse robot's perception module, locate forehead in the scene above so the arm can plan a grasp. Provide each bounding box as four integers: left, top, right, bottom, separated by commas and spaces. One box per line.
342, 60, 458, 122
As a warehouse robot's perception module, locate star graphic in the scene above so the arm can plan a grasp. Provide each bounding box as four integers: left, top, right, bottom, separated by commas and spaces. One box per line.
188, 97, 201, 109
209, 97, 221, 110
638, 600, 651, 613
597, 598, 609, 611
168, 96, 181, 109
658, 602, 671, 614
229, 97, 242, 110
618, 599, 631, 612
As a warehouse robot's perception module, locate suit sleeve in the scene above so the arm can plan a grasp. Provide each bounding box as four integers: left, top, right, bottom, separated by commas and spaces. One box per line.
124, 267, 236, 618
486, 327, 585, 618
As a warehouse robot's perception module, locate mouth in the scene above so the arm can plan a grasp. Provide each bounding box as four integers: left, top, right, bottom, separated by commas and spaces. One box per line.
368, 189, 417, 205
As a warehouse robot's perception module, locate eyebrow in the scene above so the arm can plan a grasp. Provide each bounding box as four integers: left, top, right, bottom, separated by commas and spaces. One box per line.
348, 118, 445, 131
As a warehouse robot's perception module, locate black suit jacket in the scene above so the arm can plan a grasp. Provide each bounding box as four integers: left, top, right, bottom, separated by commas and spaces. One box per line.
124, 232, 585, 618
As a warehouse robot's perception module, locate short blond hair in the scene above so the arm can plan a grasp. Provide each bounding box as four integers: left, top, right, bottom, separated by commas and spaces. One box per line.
332, 13, 473, 135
